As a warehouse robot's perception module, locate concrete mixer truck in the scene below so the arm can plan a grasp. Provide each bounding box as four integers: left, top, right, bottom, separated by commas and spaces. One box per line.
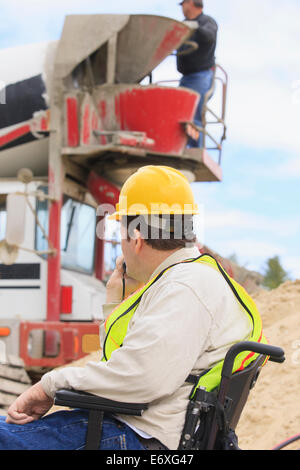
0, 14, 227, 404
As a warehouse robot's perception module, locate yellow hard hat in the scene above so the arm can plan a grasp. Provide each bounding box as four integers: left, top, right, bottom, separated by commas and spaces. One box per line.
108, 166, 198, 221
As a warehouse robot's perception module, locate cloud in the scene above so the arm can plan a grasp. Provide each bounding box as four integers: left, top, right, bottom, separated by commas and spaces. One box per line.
215, 238, 287, 259
0, 0, 174, 48
281, 256, 300, 280
203, 236, 292, 276
194, 203, 300, 278
216, 0, 300, 71
204, 209, 285, 233
273, 157, 300, 179
202, 0, 300, 153
225, 76, 300, 153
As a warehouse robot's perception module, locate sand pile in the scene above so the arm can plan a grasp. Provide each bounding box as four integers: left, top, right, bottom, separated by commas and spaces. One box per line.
54, 280, 300, 450
237, 280, 300, 450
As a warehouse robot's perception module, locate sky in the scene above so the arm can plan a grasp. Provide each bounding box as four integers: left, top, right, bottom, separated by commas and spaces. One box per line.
0, 0, 299, 279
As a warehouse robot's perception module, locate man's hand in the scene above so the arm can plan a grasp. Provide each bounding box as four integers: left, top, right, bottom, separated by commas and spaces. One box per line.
6, 381, 54, 425
106, 256, 144, 303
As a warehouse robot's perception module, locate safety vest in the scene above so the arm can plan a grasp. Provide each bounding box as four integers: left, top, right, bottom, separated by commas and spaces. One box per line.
102, 254, 268, 394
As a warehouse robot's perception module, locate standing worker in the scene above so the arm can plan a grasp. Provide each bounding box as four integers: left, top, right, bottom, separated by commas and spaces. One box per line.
177, 0, 218, 148
0, 166, 265, 450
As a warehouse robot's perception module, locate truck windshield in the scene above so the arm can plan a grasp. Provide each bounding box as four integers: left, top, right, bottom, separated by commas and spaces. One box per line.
35, 189, 96, 274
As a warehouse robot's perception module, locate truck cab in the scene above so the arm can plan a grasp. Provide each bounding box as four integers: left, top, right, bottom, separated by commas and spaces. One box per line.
0, 178, 107, 367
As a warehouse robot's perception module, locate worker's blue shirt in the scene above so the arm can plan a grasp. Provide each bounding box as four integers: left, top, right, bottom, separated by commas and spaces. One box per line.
177, 13, 218, 75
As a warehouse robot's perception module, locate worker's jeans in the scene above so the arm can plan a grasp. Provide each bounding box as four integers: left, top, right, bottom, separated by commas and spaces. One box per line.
180, 68, 214, 148
0, 410, 146, 450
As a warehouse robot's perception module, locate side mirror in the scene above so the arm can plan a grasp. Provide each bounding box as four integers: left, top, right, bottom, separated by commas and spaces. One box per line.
6, 193, 26, 246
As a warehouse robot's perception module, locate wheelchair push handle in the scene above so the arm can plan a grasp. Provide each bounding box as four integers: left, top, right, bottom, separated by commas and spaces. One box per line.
221, 341, 285, 380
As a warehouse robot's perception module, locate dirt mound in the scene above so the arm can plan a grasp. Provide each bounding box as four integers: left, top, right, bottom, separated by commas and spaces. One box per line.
236, 280, 300, 450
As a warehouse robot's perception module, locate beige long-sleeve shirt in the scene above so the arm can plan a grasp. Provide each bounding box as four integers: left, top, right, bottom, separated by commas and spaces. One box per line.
41, 247, 252, 450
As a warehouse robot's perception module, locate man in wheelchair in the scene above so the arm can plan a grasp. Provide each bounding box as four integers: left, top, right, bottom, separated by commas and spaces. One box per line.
2, 166, 284, 450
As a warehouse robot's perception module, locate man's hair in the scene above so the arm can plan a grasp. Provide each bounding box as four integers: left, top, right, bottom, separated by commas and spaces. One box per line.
122, 214, 197, 251
193, 0, 204, 7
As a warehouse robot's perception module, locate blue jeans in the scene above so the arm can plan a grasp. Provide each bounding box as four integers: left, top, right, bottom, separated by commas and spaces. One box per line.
0, 411, 146, 450
180, 69, 214, 148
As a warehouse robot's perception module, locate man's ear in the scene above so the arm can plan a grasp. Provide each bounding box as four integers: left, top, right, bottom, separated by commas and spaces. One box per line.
133, 229, 143, 254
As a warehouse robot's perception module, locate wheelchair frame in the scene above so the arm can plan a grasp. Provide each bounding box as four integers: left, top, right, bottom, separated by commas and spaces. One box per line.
54, 341, 285, 450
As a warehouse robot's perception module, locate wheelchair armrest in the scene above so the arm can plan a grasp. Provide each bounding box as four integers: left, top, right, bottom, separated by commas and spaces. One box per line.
221, 341, 285, 380
54, 389, 148, 416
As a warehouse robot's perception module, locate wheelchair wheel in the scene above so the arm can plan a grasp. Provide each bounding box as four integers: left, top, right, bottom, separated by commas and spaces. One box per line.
272, 433, 300, 450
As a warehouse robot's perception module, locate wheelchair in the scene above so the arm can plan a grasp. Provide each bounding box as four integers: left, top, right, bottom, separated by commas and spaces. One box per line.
54, 341, 285, 451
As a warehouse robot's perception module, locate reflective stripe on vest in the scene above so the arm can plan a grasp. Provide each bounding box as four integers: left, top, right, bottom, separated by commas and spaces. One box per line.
102, 254, 268, 393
